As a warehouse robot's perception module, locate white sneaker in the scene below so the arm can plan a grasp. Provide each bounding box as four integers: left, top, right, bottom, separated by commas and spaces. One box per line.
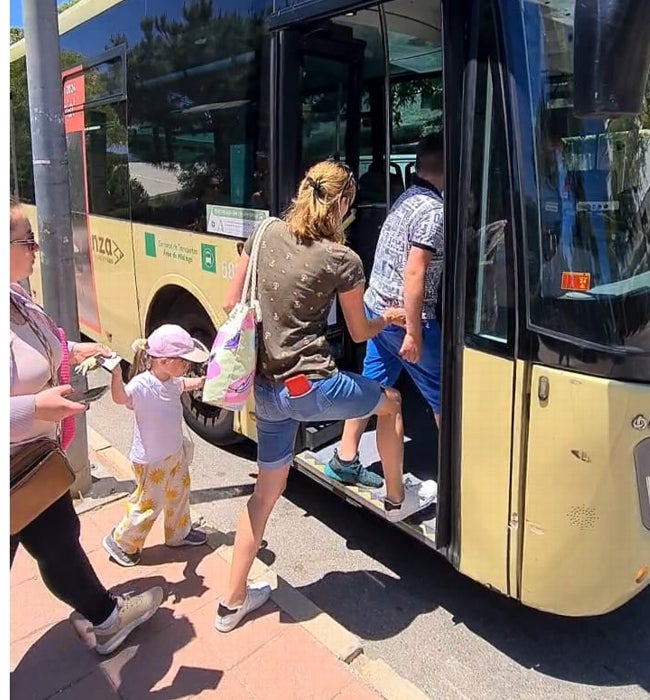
214, 582, 272, 633
384, 477, 438, 522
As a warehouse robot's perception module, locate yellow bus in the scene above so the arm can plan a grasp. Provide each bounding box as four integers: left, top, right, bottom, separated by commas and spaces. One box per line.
10, 0, 650, 617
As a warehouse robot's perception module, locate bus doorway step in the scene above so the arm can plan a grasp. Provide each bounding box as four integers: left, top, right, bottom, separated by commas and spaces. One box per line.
304, 421, 344, 451
293, 447, 437, 548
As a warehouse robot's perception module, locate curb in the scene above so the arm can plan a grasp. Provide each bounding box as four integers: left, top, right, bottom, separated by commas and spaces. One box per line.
86, 426, 432, 700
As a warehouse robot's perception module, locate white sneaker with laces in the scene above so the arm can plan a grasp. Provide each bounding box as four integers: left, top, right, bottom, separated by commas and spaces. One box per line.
94, 586, 164, 655
214, 582, 272, 633
383, 476, 438, 522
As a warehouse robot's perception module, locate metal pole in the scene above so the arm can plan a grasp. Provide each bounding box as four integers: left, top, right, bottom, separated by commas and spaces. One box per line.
11, 91, 31, 296
22, 0, 91, 495
10, 94, 20, 199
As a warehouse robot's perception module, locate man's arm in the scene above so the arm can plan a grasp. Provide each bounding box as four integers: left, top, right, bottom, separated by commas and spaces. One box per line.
400, 198, 442, 364
400, 247, 433, 363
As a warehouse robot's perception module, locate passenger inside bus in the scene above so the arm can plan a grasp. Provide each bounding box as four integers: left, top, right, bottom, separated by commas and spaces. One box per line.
329, 134, 445, 489
357, 158, 404, 206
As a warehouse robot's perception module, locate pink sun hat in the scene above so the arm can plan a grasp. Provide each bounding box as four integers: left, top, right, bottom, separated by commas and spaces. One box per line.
146, 324, 209, 363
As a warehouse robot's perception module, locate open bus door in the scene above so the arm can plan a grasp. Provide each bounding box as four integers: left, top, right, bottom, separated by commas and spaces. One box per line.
270, 2, 457, 550
274, 14, 403, 524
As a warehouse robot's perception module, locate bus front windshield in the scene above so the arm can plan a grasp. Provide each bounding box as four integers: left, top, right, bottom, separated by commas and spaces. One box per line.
524, 1, 650, 355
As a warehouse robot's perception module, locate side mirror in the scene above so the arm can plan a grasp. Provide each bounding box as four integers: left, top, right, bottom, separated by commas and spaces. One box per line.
574, 0, 650, 117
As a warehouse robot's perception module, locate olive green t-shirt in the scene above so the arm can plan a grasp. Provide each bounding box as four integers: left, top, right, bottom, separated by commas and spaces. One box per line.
244, 219, 365, 381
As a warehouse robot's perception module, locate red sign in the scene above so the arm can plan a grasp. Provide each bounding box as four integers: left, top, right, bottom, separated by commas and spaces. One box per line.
62, 66, 85, 134
561, 272, 591, 292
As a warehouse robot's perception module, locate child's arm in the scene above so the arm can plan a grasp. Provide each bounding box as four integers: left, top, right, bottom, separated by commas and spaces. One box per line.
181, 376, 205, 393
111, 366, 133, 408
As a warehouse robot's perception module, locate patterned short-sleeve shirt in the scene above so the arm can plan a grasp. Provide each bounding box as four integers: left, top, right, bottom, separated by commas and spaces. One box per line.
364, 182, 444, 320
244, 219, 365, 381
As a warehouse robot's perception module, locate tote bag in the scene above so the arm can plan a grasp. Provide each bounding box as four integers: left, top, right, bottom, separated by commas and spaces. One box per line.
202, 217, 278, 411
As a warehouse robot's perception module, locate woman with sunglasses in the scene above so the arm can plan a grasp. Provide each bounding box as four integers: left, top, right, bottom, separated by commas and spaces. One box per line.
215, 160, 436, 633
10, 200, 163, 655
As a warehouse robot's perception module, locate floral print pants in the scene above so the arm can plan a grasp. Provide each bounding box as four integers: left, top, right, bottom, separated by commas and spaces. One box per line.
113, 439, 193, 554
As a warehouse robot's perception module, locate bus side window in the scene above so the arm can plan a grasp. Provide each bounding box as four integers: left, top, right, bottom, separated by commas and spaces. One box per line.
464, 54, 515, 350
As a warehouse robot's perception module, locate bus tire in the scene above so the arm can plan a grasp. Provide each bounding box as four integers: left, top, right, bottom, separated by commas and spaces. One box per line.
159, 295, 245, 447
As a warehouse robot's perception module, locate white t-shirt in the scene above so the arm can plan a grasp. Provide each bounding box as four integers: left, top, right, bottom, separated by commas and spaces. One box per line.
126, 372, 184, 464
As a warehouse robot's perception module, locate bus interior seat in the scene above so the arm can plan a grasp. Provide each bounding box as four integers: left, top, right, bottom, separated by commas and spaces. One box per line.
346, 203, 386, 280
405, 162, 416, 188
358, 163, 404, 206
389, 162, 405, 192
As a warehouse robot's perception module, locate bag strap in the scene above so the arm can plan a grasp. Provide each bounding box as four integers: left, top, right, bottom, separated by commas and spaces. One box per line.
240, 217, 278, 314
10, 294, 58, 388
10, 292, 63, 444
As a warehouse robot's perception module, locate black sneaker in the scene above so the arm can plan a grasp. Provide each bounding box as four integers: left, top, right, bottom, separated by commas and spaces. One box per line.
167, 528, 208, 547
324, 449, 384, 488
102, 530, 141, 567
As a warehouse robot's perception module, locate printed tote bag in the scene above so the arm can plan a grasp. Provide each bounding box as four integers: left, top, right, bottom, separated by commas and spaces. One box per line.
202, 217, 277, 411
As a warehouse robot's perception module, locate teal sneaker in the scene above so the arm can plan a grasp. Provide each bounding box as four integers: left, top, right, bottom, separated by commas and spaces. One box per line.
324, 450, 384, 488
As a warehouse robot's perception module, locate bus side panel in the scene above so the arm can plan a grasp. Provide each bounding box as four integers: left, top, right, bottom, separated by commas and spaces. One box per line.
521, 366, 650, 616
130, 223, 258, 442
82, 214, 141, 360
130, 224, 234, 333
233, 391, 258, 443
18, 205, 140, 361
457, 348, 514, 595
507, 360, 531, 600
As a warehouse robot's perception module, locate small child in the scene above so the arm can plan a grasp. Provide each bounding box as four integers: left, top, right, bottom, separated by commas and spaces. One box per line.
102, 324, 209, 567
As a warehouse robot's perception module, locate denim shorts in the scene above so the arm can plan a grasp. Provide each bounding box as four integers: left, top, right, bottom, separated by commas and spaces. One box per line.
254, 371, 384, 470
363, 305, 442, 413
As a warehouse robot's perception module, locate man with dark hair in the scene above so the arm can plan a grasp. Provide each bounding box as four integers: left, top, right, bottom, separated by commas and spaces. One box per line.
327, 133, 445, 492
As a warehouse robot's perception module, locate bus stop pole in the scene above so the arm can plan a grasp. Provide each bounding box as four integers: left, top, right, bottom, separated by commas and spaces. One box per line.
22, 0, 92, 496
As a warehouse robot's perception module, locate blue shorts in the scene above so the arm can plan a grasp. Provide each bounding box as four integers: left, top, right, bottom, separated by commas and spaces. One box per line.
254, 371, 383, 470
363, 306, 441, 414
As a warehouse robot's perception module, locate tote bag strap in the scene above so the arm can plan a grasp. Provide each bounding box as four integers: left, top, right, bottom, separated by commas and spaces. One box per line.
10, 292, 63, 445
240, 217, 278, 316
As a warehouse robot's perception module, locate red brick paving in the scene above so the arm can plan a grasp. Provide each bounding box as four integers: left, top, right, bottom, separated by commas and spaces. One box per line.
10, 498, 382, 700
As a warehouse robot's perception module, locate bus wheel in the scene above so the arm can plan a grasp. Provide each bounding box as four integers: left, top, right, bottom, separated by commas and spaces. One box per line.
163, 298, 244, 447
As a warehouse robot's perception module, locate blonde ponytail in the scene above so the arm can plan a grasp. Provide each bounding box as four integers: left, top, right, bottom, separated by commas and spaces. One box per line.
284, 161, 356, 244
128, 338, 150, 380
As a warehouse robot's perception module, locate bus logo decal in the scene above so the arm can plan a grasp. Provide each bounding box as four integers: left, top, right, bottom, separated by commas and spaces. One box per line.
144, 232, 157, 258
201, 244, 217, 273
632, 415, 649, 431
91, 234, 124, 265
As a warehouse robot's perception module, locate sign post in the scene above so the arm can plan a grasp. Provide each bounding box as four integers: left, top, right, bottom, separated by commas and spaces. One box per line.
22, 0, 91, 495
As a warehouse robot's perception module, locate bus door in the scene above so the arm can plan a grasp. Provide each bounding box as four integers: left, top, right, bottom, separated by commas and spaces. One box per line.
276, 16, 368, 451
271, 2, 445, 547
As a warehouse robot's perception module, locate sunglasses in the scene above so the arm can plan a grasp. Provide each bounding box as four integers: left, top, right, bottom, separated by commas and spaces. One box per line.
327, 159, 356, 199
11, 234, 40, 252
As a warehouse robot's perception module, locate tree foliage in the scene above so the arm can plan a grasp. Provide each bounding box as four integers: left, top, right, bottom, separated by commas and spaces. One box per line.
10, 27, 24, 44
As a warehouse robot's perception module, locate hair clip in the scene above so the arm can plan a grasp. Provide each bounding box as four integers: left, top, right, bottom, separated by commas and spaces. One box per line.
306, 176, 325, 197
131, 338, 148, 353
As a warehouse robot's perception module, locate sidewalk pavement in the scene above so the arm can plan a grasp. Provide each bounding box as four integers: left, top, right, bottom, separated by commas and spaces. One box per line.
10, 496, 383, 700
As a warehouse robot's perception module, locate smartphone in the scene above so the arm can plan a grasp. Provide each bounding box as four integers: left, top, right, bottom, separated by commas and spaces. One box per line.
97, 353, 122, 373
284, 374, 311, 398
67, 385, 109, 404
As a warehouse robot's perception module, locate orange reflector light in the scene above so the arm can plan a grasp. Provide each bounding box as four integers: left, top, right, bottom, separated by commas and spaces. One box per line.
635, 566, 648, 584
561, 271, 591, 291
